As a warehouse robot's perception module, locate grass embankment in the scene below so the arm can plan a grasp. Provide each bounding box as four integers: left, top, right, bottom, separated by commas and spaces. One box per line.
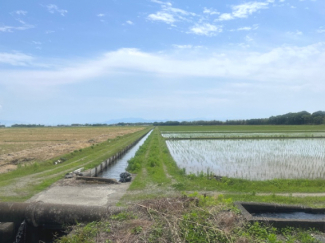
0, 127, 151, 202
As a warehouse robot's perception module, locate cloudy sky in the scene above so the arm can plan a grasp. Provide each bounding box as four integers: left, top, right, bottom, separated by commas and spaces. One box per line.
1, 0, 324, 124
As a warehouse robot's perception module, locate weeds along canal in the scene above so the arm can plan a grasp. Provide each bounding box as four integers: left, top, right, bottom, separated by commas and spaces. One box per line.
97, 130, 152, 180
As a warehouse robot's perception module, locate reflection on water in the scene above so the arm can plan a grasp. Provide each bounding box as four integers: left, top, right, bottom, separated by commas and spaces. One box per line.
98, 130, 152, 180
253, 212, 325, 220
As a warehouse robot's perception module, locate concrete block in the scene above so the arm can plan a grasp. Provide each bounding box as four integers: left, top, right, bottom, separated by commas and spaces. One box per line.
0, 222, 15, 243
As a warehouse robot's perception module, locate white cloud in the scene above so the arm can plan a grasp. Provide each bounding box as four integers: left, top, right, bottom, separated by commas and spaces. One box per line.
239, 27, 252, 31
14, 10, 27, 15
173, 44, 203, 49
0, 52, 34, 66
148, 12, 175, 24
287, 30, 303, 36
126, 21, 134, 25
203, 8, 220, 15
218, 1, 270, 21
2, 43, 324, 92
46, 4, 68, 16
236, 26, 255, 31
232, 2, 269, 18
173, 45, 193, 49
317, 27, 325, 33
238, 43, 251, 49
97, 14, 105, 17
188, 23, 222, 36
246, 35, 254, 42
0, 20, 34, 32
148, 0, 195, 25
218, 13, 234, 21
148, 1, 266, 34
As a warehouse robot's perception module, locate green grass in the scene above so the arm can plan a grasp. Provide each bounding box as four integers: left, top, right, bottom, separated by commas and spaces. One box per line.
181, 177, 325, 193
57, 193, 322, 243
127, 130, 171, 190
225, 194, 325, 208
55, 221, 111, 243
158, 125, 325, 132
0, 127, 151, 202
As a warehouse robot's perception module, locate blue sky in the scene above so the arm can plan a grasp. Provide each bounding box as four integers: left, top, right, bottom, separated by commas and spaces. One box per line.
0, 0, 324, 125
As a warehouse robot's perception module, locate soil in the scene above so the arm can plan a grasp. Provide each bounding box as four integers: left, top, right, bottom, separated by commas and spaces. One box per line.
0, 127, 143, 174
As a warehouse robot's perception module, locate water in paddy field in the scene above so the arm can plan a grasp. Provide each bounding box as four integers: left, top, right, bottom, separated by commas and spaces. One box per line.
253, 212, 325, 220
162, 132, 325, 139
98, 130, 152, 180
166, 138, 325, 180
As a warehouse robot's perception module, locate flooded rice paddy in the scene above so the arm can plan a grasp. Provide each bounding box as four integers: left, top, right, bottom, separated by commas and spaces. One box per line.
162, 132, 325, 139
166, 138, 325, 180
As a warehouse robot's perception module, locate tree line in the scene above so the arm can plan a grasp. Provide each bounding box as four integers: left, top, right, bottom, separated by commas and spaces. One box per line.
7, 111, 325, 127
154, 111, 325, 126
11, 124, 45, 127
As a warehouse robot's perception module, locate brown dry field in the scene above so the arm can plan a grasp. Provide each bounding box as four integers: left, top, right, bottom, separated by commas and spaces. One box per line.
0, 126, 144, 173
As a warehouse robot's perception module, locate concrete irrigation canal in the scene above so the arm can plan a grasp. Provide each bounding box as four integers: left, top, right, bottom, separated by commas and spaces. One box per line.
0, 130, 152, 243
26, 130, 152, 206
236, 202, 325, 232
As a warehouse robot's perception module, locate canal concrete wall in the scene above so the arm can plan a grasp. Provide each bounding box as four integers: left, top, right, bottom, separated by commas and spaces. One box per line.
83, 130, 150, 177
236, 202, 325, 232
0, 202, 125, 243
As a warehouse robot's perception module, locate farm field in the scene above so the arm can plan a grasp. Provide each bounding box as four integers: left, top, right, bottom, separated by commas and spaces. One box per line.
161, 125, 325, 181
0, 127, 151, 202
162, 132, 325, 139
167, 139, 325, 180
0, 126, 144, 173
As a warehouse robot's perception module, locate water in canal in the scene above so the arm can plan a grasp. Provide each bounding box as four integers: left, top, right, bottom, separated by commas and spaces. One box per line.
253, 212, 325, 220
98, 130, 152, 180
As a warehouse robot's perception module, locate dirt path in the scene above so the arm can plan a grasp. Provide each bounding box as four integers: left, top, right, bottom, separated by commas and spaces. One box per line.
162, 164, 177, 184
26, 177, 133, 206
0, 140, 125, 200
0, 152, 102, 199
